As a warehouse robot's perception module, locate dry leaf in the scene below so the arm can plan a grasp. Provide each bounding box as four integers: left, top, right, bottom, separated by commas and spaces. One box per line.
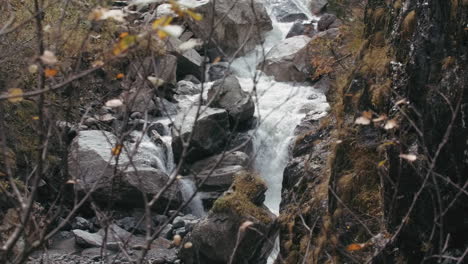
66, 179, 77, 184
362, 111, 373, 120
355, 116, 371, 125
173, 235, 182, 246
28, 64, 38, 73
183, 242, 193, 249
147, 76, 165, 87
179, 39, 202, 51
240, 221, 254, 232
373, 114, 387, 122
92, 60, 104, 67
111, 144, 123, 156
395, 98, 409, 106
377, 160, 387, 167
399, 153, 417, 162
346, 243, 366, 251
384, 119, 398, 130
40, 50, 58, 65
7, 88, 24, 103
105, 99, 123, 108
45, 68, 58, 78
116, 73, 124, 79
212, 56, 222, 64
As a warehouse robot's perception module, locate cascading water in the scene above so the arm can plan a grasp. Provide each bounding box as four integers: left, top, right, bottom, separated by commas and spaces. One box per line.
231, 0, 328, 215
230, 1, 328, 262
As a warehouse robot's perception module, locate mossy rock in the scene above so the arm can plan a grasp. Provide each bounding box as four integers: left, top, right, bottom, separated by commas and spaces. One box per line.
212, 171, 271, 224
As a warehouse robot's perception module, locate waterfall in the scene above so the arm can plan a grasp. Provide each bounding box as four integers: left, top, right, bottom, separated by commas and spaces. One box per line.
230, 1, 328, 262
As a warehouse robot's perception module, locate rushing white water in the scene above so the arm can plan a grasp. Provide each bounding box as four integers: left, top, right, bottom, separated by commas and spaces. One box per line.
231, 1, 327, 216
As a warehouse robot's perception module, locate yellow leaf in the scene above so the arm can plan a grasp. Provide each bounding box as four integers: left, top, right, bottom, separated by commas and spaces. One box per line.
45, 68, 58, 78
32, 116, 39, 120
377, 160, 387, 167
111, 144, 123, 156
186, 9, 203, 21
152, 16, 173, 30
7, 88, 24, 103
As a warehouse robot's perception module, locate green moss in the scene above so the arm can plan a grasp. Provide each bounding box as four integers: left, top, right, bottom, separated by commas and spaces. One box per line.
212, 171, 271, 224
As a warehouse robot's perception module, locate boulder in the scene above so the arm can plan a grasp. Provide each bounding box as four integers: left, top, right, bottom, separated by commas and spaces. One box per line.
179, 171, 277, 264
278, 13, 308, 23
317, 13, 341, 31
190, 151, 250, 174
171, 107, 230, 163
68, 130, 182, 209
72, 230, 103, 248
175, 80, 200, 95
286, 21, 316, 39
309, 0, 328, 14
207, 75, 255, 126
166, 37, 203, 79
207, 62, 231, 81
185, 0, 272, 57
258, 35, 312, 82
126, 54, 178, 85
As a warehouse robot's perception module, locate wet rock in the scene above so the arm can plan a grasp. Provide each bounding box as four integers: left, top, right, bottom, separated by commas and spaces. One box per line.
166, 36, 203, 79
278, 13, 308, 23
207, 62, 231, 81
179, 171, 277, 264
183, 74, 201, 84
172, 107, 230, 163
186, 0, 272, 57
317, 13, 341, 31
190, 151, 250, 175
71, 217, 92, 231
286, 21, 316, 38
259, 35, 312, 82
309, 0, 328, 14
175, 80, 200, 95
72, 229, 103, 248
207, 75, 255, 126
69, 130, 182, 209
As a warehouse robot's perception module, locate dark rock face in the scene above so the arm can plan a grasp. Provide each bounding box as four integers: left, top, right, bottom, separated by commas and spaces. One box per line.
277, 1, 468, 263
207, 75, 255, 126
68, 130, 182, 209
186, 0, 272, 57
171, 107, 230, 163
179, 171, 277, 264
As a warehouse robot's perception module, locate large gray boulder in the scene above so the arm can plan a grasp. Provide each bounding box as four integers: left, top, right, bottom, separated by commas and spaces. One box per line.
258, 35, 312, 82
179, 171, 278, 264
185, 0, 272, 57
68, 130, 181, 209
171, 107, 230, 163
207, 75, 255, 126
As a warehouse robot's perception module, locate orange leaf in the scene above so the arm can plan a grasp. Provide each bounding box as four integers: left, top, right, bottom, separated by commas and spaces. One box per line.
119, 32, 129, 39
111, 144, 123, 156
346, 243, 366, 251
116, 73, 124, 79
212, 56, 222, 64
45, 68, 58, 78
